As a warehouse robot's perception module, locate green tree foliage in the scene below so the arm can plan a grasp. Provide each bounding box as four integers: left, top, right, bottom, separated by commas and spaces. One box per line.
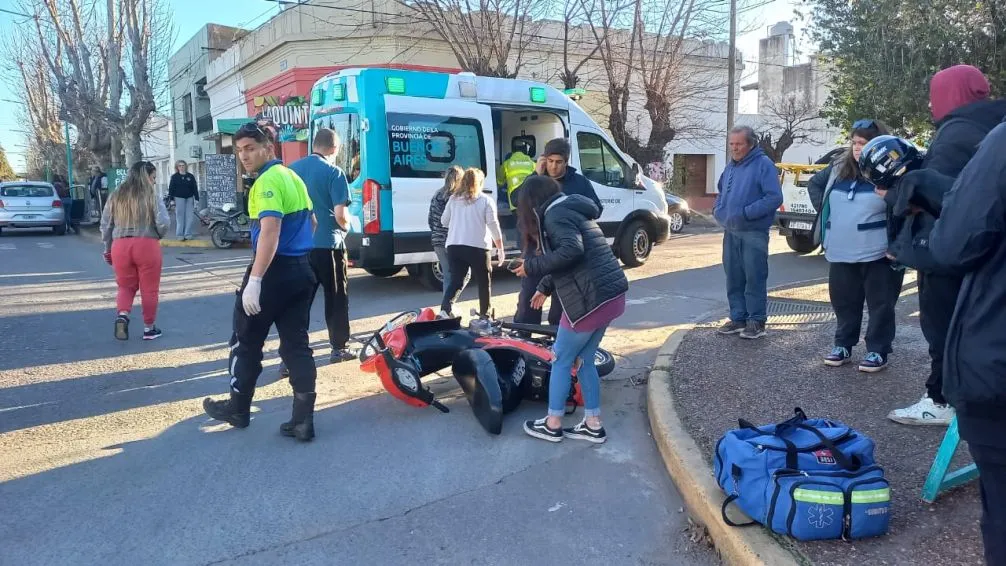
801, 0, 1006, 138
0, 147, 16, 182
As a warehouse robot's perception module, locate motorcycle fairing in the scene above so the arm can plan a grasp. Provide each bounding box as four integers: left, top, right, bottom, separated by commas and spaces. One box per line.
371, 332, 449, 413
451, 348, 504, 435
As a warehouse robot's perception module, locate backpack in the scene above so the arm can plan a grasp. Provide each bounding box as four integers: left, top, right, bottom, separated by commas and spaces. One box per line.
713, 408, 890, 541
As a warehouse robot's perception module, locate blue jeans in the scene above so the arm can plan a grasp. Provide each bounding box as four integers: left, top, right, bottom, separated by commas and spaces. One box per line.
61, 197, 72, 230
548, 323, 608, 417
723, 230, 770, 323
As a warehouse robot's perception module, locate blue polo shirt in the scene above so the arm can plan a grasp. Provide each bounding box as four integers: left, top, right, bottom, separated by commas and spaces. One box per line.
289, 154, 351, 250
248, 159, 314, 256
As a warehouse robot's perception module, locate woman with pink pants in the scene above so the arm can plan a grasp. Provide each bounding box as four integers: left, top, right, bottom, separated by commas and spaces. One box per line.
100, 161, 170, 341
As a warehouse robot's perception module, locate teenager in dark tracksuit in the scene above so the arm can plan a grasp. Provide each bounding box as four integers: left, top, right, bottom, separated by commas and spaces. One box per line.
513, 138, 602, 327
203, 122, 320, 442
886, 64, 1006, 426
928, 117, 1006, 566
808, 120, 904, 373
428, 166, 468, 302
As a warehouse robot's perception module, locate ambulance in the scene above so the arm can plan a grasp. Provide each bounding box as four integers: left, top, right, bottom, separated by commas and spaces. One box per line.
774, 162, 827, 254
306, 68, 672, 289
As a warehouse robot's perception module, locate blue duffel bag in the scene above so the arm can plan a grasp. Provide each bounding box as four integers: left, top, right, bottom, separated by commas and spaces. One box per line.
713, 408, 891, 541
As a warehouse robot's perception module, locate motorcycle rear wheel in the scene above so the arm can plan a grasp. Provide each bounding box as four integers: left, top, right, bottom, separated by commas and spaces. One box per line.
210, 224, 233, 249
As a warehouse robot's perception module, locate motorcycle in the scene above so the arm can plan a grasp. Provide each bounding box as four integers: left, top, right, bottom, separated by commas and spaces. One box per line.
207, 203, 251, 249
357, 307, 616, 435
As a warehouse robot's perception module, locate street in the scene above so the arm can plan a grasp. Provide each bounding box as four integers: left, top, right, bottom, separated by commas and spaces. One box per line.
0, 228, 825, 565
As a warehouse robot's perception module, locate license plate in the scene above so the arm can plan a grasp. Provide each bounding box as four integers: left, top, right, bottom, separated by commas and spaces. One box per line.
18, 215, 38, 220
788, 221, 813, 231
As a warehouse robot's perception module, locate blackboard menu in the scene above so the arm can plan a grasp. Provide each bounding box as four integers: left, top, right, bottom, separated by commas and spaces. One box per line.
203, 154, 237, 208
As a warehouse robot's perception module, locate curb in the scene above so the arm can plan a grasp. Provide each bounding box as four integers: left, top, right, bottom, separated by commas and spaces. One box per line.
647, 327, 806, 566
159, 239, 216, 248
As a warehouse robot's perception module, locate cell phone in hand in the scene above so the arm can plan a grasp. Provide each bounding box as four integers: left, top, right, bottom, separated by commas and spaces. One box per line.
506, 258, 523, 271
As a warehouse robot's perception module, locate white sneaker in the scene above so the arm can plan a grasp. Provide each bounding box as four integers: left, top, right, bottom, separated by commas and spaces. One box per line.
887, 396, 955, 426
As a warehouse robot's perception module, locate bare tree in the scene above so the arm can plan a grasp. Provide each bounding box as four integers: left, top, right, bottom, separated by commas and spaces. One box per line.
756, 93, 822, 162
397, 0, 550, 77
553, 0, 606, 90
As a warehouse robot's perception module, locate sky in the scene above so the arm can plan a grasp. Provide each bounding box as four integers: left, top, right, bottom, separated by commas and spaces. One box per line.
0, 0, 803, 173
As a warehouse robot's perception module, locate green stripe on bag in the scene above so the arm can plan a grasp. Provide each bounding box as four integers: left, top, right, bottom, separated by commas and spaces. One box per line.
793, 488, 844, 505
851, 488, 890, 504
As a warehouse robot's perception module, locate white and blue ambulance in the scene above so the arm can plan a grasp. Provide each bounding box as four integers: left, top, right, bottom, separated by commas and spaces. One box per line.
307, 68, 671, 289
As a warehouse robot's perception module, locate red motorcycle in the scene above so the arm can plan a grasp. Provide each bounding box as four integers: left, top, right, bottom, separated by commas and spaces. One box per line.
358, 308, 616, 434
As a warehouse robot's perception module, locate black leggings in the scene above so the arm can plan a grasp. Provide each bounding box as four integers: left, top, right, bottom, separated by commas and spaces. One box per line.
441, 245, 492, 317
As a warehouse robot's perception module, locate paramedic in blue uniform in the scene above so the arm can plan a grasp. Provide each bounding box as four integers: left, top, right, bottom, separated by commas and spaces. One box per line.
513, 137, 603, 326
202, 121, 321, 442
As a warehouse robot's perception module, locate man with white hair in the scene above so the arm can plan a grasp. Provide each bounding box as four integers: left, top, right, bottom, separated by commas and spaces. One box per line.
712, 125, 783, 340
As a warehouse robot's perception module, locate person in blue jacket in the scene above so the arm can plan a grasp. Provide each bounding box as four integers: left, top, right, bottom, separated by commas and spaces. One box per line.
713, 126, 783, 339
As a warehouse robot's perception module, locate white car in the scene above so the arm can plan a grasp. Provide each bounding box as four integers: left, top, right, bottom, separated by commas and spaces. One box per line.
0, 182, 67, 236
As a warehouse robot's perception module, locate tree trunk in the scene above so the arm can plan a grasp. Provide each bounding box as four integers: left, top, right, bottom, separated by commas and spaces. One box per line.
121, 130, 140, 167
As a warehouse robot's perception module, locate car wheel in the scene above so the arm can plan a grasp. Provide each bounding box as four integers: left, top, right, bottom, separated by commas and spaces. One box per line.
618, 220, 652, 267
786, 233, 818, 255
210, 224, 232, 249
53, 224, 67, 236
415, 263, 443, 291
669, 211, 685, 233
364, 267, 404, 278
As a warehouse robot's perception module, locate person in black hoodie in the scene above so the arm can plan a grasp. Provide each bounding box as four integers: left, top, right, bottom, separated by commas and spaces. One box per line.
884, 65, 1006, 427
511, 175, 628, 444
512, 137, 603, 327
168, 160, 200, 240
927, 117, 1006, 566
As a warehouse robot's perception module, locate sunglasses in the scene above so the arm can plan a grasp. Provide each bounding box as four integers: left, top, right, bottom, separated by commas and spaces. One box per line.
236, 121, 273, 140
852, 119, 877, 130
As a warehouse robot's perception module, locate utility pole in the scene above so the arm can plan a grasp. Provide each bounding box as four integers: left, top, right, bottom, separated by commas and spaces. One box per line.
726, 0, 737, 155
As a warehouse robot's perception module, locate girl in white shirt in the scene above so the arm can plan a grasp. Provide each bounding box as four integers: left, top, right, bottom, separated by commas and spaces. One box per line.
440, 168, 504, 318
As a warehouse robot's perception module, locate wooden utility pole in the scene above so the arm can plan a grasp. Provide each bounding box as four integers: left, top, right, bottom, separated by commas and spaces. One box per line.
726, 0, 737, 155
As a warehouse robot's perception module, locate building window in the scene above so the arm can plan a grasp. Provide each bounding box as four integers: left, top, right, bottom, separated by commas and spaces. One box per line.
182, 93, 193, 133
386, 113, 486, 179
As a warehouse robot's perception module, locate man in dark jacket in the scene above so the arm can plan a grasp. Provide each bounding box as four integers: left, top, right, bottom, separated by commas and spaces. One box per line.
514, 137, 602, 326
886, 64, 1006, 426
928, 118, 1006, 566
713, 126, 784, 340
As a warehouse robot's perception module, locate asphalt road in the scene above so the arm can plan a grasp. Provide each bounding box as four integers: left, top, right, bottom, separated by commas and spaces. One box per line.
0, 226, 826, 566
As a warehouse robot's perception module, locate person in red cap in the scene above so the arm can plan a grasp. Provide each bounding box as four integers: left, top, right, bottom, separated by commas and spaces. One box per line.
886, 64, 1006, 426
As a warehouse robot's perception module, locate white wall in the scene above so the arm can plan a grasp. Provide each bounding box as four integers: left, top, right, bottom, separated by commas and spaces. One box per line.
141, 114, 174, 197
206, 43, 247, 121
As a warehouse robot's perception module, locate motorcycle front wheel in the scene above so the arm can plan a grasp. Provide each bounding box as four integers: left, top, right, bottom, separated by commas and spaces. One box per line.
210, 224, 233, 249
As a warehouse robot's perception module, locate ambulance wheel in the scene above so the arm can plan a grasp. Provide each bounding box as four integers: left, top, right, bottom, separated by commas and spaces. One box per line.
416, 263, 443, 291
619, 220, 652, 267
365, 267, 403, 278
786, 234, 818, 255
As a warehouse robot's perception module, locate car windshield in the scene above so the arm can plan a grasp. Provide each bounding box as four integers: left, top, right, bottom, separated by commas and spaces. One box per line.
311, 113, 361, 183
1, 185, 54, 198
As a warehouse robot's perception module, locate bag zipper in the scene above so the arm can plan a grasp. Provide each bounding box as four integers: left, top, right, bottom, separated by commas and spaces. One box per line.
754, 430, 855, 455
766, 469, 806, 528
842, 476, 891, 540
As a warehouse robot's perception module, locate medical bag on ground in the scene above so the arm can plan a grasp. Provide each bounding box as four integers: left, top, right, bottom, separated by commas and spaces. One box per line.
713, 408, 891, 541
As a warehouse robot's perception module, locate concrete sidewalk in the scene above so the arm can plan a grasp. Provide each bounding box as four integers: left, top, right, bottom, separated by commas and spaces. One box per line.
649, 275, 986, 566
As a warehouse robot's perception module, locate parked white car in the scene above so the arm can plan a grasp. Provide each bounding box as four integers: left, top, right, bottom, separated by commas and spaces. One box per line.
0, 182, 67, 236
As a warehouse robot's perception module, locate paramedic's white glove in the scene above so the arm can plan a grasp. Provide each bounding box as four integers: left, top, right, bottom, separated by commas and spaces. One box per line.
242, 276, 262, 316
497, 247, 505, 265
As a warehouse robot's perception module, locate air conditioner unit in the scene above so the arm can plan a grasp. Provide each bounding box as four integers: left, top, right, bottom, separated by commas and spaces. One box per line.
189, 146, 202, 158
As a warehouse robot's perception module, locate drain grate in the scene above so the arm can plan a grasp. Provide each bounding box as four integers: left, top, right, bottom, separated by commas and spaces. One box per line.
766, 299, 836, 325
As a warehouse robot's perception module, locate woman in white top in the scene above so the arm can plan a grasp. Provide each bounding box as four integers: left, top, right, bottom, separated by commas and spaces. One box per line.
440, 168, 504, 318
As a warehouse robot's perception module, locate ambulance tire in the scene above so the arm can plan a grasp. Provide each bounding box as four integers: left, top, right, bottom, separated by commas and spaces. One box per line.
618, 220, 652, 267
365, 267, 403, 278
416, 263, 443, 291
786, 234, 818, 255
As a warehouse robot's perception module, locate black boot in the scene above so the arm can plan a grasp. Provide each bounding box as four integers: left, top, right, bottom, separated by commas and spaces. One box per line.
203, 392, 253, 428
280, 392, 316, 441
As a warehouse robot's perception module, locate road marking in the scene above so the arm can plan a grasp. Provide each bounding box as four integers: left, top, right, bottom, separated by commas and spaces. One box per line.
37, 242, 54, 249
0, 243, 14, 250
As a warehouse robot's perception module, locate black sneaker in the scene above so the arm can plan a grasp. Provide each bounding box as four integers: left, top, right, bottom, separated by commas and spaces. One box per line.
717, 320, 745, 335
114, 314, 129, 341
143, 326, 163, 341
563, 419, 607, 443
739, 320, 767, 340
279, 362, 290, 378
330, 349, 355, 364
523, 418, 563, 442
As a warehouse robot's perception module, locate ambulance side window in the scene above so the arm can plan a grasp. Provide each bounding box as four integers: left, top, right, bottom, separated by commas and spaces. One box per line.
387, 113, 486, 178
576, 132, 629, 188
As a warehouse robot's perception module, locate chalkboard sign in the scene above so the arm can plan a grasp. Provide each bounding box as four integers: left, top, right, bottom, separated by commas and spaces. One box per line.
203, 154, 237, 208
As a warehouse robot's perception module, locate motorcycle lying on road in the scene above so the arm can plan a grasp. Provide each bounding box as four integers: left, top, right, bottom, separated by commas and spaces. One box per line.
357, 307, 616, 435
206, 203, 251, 249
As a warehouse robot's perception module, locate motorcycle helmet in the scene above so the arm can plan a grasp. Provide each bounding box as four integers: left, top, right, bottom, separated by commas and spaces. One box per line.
858, 135, 923, 187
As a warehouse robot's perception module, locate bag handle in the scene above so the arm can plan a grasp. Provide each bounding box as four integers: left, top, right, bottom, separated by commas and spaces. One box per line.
721, 495, 758, 527
737, 408, 807, 469
791, 422, 861, 471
